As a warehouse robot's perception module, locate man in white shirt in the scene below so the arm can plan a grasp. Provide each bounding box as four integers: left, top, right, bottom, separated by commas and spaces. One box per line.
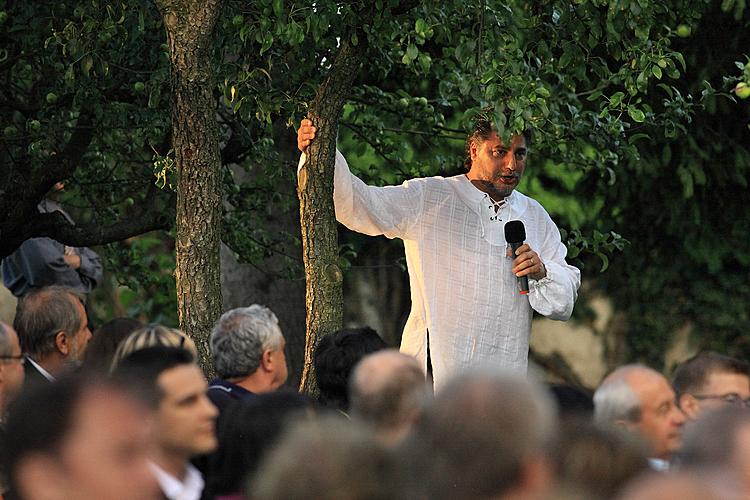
297, 114, 580, 387
116, 346, 218, 500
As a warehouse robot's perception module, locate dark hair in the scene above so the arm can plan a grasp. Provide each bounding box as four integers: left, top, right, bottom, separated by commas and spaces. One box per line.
13, 286, 84, 358
81, 317, 143, 374
549, 384, 594, 418
671, 351, 750, 398
202, 391, 313, 498
314, 327, 388, 411
463, 109, 533, 171
113, 346, 196, 407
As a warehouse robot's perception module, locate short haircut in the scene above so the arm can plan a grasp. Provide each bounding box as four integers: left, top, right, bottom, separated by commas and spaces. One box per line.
110, 324, 196, 371
593, 366, 651, 426
676, 406, 750, 470
349, 351, 428, 431
314, 327, 388, 411
210, 305, 284, 380
13, 286, 84, 358
404, 369, 556, 499
113, 346, 196, 407
2, 374, 143, 494
671, 351, 750, 398
251, 416, 396, 500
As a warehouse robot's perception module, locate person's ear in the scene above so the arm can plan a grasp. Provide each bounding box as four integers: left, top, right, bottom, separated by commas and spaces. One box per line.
679, 393, 699, 420
260, 349, 273, 372
55, 331, 70, 355
469, 139, 479, 161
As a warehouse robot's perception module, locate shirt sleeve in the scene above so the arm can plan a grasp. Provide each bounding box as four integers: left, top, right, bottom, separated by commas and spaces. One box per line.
298, 150, 424, 240
12, 238, 90, 291
527, 214, 581, 320
76, 246, 103, 290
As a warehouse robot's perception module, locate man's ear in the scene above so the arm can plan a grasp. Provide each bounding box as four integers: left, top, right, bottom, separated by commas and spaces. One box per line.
260, 349, 273, 372
679, 393, 699, 420
55, 331, 70, 355
469, 139, 479, 161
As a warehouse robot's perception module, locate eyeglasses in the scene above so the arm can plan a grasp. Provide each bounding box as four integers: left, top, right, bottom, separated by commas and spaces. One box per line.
692, 393, 750, 407
0, 354, 25, 365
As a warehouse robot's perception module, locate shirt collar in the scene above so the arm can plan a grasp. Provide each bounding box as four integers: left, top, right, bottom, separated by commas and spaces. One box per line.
27, 357, 55, 381
149, 461, 205, 500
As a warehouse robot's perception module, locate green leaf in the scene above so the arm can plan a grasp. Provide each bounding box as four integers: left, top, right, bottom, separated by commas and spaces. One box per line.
273, 0, 283, 18
628, 105, 645, 122
652, 65, 662, 79
406, 43, 418, 61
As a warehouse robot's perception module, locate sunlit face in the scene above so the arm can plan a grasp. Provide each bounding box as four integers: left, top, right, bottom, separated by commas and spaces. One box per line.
68, 299, 92, 364
0, 326, 25, 407
269, 338, 288, 390
155, 364, 218, 459
466, 132, 528, 200
626, 371, 686, 459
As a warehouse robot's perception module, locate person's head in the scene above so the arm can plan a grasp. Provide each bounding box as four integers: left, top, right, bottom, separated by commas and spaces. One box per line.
552, 417, 649, 499
677, 406, 750, 494
405, 369, 556, 500
13, 285, 91, 371
210, 305, 287, 392
464, 110, 532, 200
3, 375, 159, 500
251, 416, 397, 500
616, 472, 724, 500
203, 391, 313, 498
671, 351, 750, 420
81, 317, 142, 374
115, 346, 218, 468
0, 321, 25, 412
594, 365, 686, 460
549, 384, 595, 419
349, 349, 429, 445
314, 326, 388, 411
110, 323, 197, 371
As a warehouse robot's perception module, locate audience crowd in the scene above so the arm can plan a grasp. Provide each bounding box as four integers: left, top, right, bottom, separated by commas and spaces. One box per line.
1, 285, 749, 499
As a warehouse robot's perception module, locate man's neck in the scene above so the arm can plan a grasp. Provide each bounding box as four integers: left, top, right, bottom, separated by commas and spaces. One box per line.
152, 450, 189, 480
230, 374, 274, 395
30, 354, 63, 379
465, 176, 512, 204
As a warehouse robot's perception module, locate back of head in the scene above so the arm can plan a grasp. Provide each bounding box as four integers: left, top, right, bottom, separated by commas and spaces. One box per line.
251, 416, 396, 500
407, 369, 556, 500
110, 324, 196, 371
81, 317, 142, 374
204, 391, 313, 497
349, 350, 428, 440
13, 286, 83, 359
677, 406, 750, 470
672, 351, 749, 398
549, 384, 594, 419
314, 327, 388, 411
210, 305, 283, 379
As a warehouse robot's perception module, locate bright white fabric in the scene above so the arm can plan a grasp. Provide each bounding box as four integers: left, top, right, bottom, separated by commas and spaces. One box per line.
149, 462, 204, 500
299, 151, 580, 388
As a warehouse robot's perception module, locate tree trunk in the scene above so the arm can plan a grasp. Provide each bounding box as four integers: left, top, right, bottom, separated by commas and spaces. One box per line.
298, 36, 364, 394
156, 0, 223, 377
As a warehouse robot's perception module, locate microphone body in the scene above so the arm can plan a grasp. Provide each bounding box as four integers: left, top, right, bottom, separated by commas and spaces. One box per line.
504, 220, 529, 295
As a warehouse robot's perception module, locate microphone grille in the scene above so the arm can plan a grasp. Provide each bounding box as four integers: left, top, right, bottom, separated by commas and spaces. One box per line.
504, 220, 526, 243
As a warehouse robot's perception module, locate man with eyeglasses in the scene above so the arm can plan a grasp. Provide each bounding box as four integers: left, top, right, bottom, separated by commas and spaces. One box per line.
0, 320, 25, 418
671, 351, 750, 420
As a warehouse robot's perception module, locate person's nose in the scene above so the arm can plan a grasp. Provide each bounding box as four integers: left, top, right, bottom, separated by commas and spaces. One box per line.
672, 406, 686, 426
506, 153, 517, 171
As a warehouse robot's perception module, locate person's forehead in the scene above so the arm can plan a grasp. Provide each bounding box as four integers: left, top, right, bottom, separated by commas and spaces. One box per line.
483, 131, 527, 148
630, 371, 674, 404
704, 370, 750, 392
157, 364, 207, 400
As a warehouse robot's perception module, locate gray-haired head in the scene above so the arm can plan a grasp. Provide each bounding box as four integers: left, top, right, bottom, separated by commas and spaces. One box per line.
13, 286, 85, 359
210, 305, 284, 379
593, 365, 657, 427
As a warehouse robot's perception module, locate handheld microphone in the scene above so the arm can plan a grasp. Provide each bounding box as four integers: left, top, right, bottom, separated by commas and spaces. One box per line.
504, 220, 529, 295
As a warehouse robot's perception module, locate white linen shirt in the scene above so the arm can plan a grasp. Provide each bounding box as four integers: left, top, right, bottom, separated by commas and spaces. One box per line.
300, 150, 581, 388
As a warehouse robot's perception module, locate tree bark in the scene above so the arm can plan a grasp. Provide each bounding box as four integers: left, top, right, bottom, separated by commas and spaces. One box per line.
156, 0, 223, 376
298, 35, 365, 394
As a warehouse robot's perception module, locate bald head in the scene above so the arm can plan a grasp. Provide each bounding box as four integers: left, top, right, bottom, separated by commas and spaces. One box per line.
349, 350, 427, 442
595, 365, 685, 460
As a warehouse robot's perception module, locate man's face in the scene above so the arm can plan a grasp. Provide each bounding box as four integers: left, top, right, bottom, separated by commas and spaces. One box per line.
466, 132, 528, 200
67, 299, 92, 364
627, 371, 686, 459
269, 338, 288, 390
687, 371, 750, 419
155, 364, 218, 460
1, 326, 25, 406
53, 388, 159, 500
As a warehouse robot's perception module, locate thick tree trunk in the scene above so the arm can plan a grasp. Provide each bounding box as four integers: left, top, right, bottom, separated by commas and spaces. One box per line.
298, 37, 364, 394
156, 0, 223, 376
